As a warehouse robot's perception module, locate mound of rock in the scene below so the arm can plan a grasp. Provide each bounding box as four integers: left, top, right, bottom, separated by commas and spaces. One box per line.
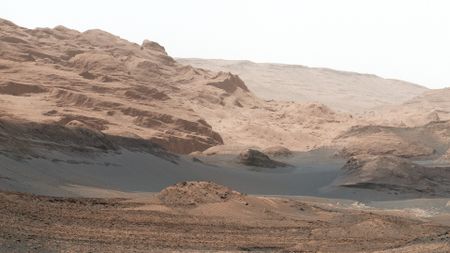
336, 155, 450, 195
263, 146, 293, 157
239, 149, 289, 168
157, 181, 243, 207
334, 125, 436, 158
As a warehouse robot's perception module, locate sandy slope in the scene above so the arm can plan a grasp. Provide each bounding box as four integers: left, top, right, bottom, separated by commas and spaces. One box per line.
177, 58, 428, 113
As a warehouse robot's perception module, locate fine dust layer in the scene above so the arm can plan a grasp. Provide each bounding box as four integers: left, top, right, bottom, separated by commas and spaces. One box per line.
0, 191, 448, 252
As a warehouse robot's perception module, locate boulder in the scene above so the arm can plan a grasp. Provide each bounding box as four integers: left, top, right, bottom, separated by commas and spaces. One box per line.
157, 181, 243, 207
239, 149, 289, 168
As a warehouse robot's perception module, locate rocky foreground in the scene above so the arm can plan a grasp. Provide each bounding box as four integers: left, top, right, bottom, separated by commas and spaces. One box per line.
1, 182, 449, 253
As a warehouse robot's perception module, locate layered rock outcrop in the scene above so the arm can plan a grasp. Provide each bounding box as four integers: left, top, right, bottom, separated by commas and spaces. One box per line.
0, 18, 252, 154
239, 149, 289, 168
336, 155, 450, 195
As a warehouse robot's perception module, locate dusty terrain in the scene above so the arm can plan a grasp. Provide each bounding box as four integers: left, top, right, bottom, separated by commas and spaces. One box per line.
1, 17, 450, 252
1, 182, 449, 253
177, 58, 427, 113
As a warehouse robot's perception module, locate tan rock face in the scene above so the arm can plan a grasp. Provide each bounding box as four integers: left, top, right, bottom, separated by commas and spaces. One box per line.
0, 18, 245, 154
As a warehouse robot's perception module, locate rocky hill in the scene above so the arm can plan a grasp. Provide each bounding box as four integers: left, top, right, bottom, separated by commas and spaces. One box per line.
0, 18, 354, 155
0, 18, 246, 154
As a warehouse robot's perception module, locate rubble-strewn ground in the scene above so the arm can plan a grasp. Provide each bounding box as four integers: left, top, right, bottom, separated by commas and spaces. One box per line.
0, 183, 449, 253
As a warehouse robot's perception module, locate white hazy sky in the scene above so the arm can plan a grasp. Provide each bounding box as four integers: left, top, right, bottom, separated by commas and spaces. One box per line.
2, 0, 449, 89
